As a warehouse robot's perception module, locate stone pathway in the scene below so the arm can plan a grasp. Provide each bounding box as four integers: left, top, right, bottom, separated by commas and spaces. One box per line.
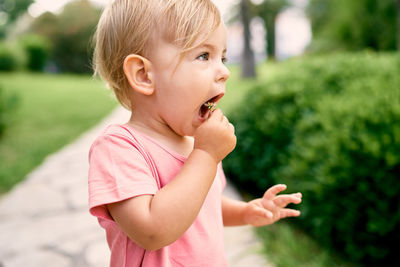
0, 107, 272, 267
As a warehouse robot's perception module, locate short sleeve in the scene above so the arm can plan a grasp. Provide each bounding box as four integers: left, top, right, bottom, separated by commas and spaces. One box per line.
88, 133, 158, 220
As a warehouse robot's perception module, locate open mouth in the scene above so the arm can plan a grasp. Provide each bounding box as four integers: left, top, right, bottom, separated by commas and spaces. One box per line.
199, 93, 224, 120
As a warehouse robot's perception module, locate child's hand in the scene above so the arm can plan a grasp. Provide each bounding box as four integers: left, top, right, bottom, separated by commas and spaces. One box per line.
242, 184, 302, 227
194, 109, 236, 163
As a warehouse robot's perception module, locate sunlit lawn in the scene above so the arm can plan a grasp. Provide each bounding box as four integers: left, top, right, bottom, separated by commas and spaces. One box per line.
0, 72, 117, 193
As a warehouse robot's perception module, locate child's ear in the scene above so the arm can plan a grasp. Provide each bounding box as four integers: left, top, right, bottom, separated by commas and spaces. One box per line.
123, 54, 154, 96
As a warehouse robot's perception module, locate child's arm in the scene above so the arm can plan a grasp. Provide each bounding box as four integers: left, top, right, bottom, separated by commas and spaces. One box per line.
222, 184, 302, 227
107, 109, 236, 250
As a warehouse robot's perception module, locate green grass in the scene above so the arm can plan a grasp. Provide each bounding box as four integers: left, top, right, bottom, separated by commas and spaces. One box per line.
0, 72, 117, 193
255, 223, 357, 267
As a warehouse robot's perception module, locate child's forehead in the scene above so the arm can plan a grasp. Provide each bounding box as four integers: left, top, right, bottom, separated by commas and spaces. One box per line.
191, 23, 227, 48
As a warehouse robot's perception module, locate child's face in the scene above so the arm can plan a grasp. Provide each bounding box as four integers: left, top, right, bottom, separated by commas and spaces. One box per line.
149, 22, 230, 137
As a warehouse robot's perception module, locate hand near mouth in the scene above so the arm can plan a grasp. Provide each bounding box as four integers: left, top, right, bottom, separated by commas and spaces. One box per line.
193, 109, 236, 163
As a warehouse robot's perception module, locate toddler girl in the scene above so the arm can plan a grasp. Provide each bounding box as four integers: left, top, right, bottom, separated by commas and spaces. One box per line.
88, 0, 302, 266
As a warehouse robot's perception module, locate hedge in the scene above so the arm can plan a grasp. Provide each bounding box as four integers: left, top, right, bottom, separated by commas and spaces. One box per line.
19, 34, 51, 72
223, 52, 400, 265
0, 42, 18, 71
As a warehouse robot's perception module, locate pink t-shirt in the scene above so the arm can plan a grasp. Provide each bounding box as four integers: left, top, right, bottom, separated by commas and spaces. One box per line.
88, 124, 227, 267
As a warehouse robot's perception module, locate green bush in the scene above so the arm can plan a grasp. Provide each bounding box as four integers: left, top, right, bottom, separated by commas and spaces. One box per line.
19, 34, 51, 72
0, 42, 18, 71
224, 52, 400, 265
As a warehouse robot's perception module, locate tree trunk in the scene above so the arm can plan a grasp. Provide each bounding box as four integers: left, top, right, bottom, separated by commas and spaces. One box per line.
265, 15, 277, 61
397, 0, 400, 51
240, 0, 256, 78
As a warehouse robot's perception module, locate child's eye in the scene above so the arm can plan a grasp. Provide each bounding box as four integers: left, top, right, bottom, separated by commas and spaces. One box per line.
197, 52, 209, 61
222, 57, 228, 64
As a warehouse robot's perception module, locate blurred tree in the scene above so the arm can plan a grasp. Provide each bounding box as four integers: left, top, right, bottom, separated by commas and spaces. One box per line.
0, 0, 33, 38
397, 0, 400, 51
252, 0, 289, 60
240, 0, 256, 78
307, 0, 397, 52
31, 0, 101, 73
31, 11, 58, 38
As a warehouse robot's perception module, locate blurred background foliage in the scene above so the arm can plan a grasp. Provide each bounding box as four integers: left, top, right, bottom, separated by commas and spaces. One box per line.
307, 0, 399, 52
223, 52, 400, 266
0, 0, 100, 73
229, 0, 400, 265
0, 0, 33, 38
0, 0, 399, 266
30, 1, 101, 73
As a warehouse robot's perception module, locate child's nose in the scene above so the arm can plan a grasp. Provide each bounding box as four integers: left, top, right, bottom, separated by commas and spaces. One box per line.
216, 63, 230, 83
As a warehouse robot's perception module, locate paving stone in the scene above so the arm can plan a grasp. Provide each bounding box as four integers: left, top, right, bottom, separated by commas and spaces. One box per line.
0, 220, 26, 259
0, 183, 68, 219
224, 226, 272, 267
65, 183, 90, 210
223, 185, 272, 267
7, 211, 93, 255
85, 238, 110, 267
1, 249, 71, 267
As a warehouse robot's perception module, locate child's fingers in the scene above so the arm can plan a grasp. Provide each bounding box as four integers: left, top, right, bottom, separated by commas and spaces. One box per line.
209, 108, 223, 121
209, 109, 233, 130
263, 184, 287, 200
273, 195, 302, 208
279, 208, 301, 218
253, 206, 273, 219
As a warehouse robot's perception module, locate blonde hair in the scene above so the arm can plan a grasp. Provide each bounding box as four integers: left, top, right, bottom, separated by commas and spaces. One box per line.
93, 0, 221, 110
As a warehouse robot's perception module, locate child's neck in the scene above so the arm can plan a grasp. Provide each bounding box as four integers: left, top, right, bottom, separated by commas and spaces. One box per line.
127, 114, 194, 158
